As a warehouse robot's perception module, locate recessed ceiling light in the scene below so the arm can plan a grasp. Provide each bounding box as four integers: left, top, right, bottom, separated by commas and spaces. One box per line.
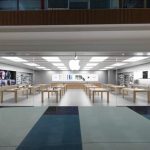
83, 66, 93, 69
86, 63, 98, 67
83, 67, 93, 70
90, 57, 108, 62
24, 63, 40, 67
82, 68, 91, 70
111, 63, 126, 67
57, 67, 67, 69
42, 57, 61, 62
123, 57, 148, 62
43, 68, 51, 71
52, 63, 65, 67
36, 66, 46, 69
99, 69, 107, 71
2, 57, 27, 62
60, 68, 68, 71
104, 67, 114, 69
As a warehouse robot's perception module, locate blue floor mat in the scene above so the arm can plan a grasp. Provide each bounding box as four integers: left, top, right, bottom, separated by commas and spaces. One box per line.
17, 107, 82, 150
128, 106, 150, 120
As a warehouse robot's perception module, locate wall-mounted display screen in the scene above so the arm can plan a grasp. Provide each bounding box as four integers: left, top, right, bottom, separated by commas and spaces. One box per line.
52, 74, 98, 82
0, 69, 16, 86
143, 71, 148, 79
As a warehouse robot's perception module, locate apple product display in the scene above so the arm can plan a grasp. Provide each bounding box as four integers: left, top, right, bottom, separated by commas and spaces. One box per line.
52, 74, 98, 82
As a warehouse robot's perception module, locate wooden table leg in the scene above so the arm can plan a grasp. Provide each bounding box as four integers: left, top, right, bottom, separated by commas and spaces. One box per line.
89, 90, 91, 99
56, 92, 58, 103
123, 90, 124, 98
26, 90, 28, 99
147, 91, 150, 103
92, 91, 94, 103
30, 88, 32, 94
15, 91, 17, 103
1, 91, 3, 103
60, 90, 61, 99
101, 92, 103, 100
41, 91, 44, 103
107, 92, 109, 103
133, 91, 136, 103
48, 92, 50, 99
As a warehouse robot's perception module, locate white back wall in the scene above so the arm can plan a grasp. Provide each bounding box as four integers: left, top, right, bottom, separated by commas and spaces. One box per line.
34, 70, 108, 84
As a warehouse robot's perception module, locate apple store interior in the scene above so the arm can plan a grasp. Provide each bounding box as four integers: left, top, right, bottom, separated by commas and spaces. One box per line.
1, 25, 150, 150
0, 52, 150, 107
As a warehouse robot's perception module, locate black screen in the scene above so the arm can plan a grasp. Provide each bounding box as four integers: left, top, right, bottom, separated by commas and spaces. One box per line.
143, 71, 148, 79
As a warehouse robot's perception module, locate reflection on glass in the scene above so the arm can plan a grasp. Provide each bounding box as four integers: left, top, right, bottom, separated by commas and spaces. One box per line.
0, 0, 17, 10
19, 0, 41, 10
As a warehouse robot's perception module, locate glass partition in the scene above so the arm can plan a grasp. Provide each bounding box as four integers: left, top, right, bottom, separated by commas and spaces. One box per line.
0, 0, 150, 11
46, 0, 68, 9
0, 0, 17, 10
69, 0, 89, 9
121, 0, 144, 8
90, 0, 110, 9
19, 0, 41, 10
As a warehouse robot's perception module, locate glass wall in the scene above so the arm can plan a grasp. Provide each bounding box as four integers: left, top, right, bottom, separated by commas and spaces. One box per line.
69, 0, 89, 9
0, 0, 149, 11
0, 0, 17, 10
147, 0, 150, 8
121, 0, 144, 8
90, 0, 110, 9
47, 0, 68, 9
19, 0, 41, 10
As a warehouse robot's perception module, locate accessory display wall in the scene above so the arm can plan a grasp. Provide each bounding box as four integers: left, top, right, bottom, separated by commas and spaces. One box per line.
16, 72, 33, 85
118, 72, 134, 87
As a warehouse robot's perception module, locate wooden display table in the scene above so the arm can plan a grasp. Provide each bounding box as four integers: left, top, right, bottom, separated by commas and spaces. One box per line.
89, 88, 109, 103
28, 85, 41, 94
41, 88, 62, 103
122, 88, 150, 103
1, 88, 28, 103
84, 84, 98, 94
51, 84, 67, 94
107, 84, 125, 94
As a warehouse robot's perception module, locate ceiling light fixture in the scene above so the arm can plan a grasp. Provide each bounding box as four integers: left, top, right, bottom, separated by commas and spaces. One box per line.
36, 66, 46, 69
42, 57, 61, 62
57, 67, 67, 69
104, 67, 114, 69
90, 57, 108, 62
43, 68, 51, 71
123, 57, 148, 62
2, 57, 27, 62
83, 66, 93, 69
111, 63, 126, 67
52, 63, 65, 67
86, 63, 98, 67
24, 63, 40, 67
99, 69, 107, 71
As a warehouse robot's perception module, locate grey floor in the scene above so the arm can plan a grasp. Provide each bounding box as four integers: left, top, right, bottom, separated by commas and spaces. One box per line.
0, 89, 150, 107
0, 106, 150, 150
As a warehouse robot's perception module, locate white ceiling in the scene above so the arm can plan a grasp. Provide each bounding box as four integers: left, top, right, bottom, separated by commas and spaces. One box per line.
0, 56, 150, 71
0, 24, 150, 70
0, 24, 150, 56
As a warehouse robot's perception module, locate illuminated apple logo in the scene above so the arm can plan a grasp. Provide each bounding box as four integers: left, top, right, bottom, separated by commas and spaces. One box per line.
69, 59, 80, 70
